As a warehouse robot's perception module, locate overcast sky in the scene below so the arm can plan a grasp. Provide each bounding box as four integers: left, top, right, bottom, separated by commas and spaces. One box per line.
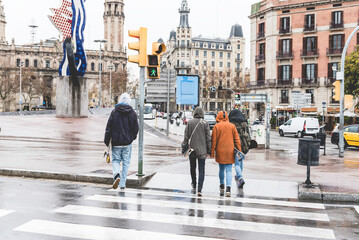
3, 0, 260, 71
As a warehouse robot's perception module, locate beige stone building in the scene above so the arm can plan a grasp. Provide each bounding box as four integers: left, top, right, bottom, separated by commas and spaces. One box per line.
0, 0, 127, 112
163, 0, 246, 112
249, 0, 359, 128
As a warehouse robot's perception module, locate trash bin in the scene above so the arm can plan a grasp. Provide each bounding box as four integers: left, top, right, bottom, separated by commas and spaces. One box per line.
297, 138, 320, 186
297, 138, 320, 166
316, 132, 326, 155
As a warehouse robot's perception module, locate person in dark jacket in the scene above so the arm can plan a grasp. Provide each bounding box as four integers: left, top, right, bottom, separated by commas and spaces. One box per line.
229, 109, 251, 188
104, 93, 139, 189
182, 107, 211, 197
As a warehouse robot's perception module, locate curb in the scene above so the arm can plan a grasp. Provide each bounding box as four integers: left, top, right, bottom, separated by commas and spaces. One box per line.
298, 183, 359, 203
0, 168, 156, 188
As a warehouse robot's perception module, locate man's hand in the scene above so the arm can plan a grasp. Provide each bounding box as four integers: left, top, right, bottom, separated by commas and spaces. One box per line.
206, 154, 211, 159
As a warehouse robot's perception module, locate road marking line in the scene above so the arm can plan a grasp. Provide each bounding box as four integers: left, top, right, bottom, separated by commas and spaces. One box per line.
144, 131, 158, 138
87, 194, 329, 222
355, 206, 359, 215
0, 209, 15, 218
109, 188, 325, 210
55, 205, 335, 239
14, 219, 215, 240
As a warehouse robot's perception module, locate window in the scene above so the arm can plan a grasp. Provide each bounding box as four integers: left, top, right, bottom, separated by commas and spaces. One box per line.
328, 62, 339, 80
227, 52, 231, 59
211, 43, 216, 49
219, 44, 224, 49
212, 51, 215, 58
258, 22, 265, 38
302, 64, 317, 81
195, 50, 199, 56
195, 60, 199, 66
304, 14, 315, 31
257, 68, 265, 81
220, 62, 223, 68
220, 52, 223, 58
237, 63, 240, 71
330, 34, 344, 50
237, 53, 240, 60
278, 65, 292, 81
46, 60, 51, 68
280, 17, 290, 33
25, 59, 29, 67
91, 62, 95, 71
34, 59, 38, 68
332, 11, 343, 25
203, 60, 207, 66
237, 44, 240, 50
227, 62, 230, 68
346, 125, 359, 133
281, 39, 291, 53
16, 59, 21, 67
203, 51, 207, 57
281, 90, 289, 103
211, 61, 215, 67
303, 37, 317, 55
209, 102, 215, 111
259, 43, 265, 55
227, 72, 231, 77
306, 89, 314, 103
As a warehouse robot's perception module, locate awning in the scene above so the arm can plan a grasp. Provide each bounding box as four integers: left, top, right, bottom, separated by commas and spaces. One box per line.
335, 110, 358, 117
301, 107, 317, 112
327, 107, 340, 113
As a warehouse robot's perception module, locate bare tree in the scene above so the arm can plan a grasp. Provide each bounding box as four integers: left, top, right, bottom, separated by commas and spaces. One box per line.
18, 68, 42, 107
0, 66, 19, 112
103, 68, 128, 104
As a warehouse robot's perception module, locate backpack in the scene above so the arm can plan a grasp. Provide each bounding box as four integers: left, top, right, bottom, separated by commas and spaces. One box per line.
237, 122, 251, 154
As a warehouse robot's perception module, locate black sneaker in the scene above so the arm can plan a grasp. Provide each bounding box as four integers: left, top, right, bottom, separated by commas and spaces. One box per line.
219, 184, 225, 196
238, 178, 245, 188
191, 183, 196, 190
112, 174, 120, 189
225, 186, 231, 197
120, 187, 126, 190
197, 192, 202, 197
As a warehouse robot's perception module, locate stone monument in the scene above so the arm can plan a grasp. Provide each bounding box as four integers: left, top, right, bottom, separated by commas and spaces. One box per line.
49, 0, 88, 118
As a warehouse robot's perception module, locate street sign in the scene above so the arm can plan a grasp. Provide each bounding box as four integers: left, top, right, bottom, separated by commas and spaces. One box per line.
291, 92, 311, 108
210, 86, 216, 93
146, 70, 176, 103
238, 94, 267, 103
176, 75, 200, 105
322, 102, 327, 109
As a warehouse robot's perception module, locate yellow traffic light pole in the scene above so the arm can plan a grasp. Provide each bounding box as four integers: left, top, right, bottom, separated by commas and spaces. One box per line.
128, 27, 147, 176
337, 25, 359, 157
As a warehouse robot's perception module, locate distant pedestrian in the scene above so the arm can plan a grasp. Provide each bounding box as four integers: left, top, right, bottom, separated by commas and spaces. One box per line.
229, 109, 251, 188
211, 111, 241, 197
182, 107, 211, 197
104, 93, 139, 190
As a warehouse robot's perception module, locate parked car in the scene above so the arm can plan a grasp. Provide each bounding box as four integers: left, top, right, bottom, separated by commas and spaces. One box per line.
156, 112, 163, 118
183, 115, 193, 125
204, 114, 216, 130
278, 117, 320, 138
182, 111, 193, 119
331, 124, 359, 149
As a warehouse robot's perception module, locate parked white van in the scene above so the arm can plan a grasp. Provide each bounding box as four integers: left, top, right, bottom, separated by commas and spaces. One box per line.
279, 117, 320, 138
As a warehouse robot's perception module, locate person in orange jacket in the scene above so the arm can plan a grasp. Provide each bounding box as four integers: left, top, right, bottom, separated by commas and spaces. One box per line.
211, 110, 241, 197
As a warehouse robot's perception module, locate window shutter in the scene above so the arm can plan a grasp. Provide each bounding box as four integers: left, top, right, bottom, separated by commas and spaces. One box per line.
314, 37, 318, 49
289, 65, 293, 80
331, 12, 335, 23
303, 37, 306, 51
311, 14, 315, 26
287, 17, 290, 29
341, 34, 345, 48
289, 39, 293, 54
302, 64, 306, 80
280, 18, 283, 29
328, 63, 333, 79
329, 35, 333, 49
278, 66, 281, 80
314, 64, 318, 80
279, 39, 283, 53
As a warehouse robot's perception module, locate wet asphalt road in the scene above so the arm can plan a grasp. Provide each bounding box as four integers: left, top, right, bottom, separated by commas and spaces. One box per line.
0, 176, 358, 240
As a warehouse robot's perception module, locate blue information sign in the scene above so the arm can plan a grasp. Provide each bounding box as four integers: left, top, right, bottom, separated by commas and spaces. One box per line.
176, 75, 199, 105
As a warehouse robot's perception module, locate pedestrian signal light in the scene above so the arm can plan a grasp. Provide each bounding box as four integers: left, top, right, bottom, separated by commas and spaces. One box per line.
147, 55, 160, 79
332, 80, 340, 101
235, 93, 241, 100
218, 85, 223, 90
152, 42, 166, 55
128, 27, 147, 66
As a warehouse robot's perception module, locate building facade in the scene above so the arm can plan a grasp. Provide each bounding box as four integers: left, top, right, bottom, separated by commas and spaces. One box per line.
249, 0, 359, 126
0, 0, 127, 112
163, 0, 246, 112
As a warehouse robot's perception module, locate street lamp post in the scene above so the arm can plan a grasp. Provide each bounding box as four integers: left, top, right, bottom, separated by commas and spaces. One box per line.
94, 39, 107, 108
19, 61, 24, 112
108, 65, 114, 107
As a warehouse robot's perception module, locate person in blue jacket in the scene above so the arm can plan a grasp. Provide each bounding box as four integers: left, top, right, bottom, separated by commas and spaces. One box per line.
104, 93, 139, 189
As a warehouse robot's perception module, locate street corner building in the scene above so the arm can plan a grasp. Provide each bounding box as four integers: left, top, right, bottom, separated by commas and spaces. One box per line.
0, 0, 127, 112
248, 0, 359, 129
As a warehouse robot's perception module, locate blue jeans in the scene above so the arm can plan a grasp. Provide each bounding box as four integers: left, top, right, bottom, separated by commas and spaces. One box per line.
112, 144, 132, 188
235, 154, 244, 179
219, 164, 232, 187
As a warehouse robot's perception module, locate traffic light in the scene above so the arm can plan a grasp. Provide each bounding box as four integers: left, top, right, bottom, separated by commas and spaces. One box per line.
218, 85, 223, 90
128, 27, 147, 66
235, 93, 241, 100
332, 80, 341, 101
147, 42, 166, 79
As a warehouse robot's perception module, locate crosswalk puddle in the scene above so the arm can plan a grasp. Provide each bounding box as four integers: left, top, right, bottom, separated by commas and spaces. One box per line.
0, 209, 15, 218
14, 219, 215, 240
109, 188, 325, 210
54, 205, 335, 239
87, 194, 329, 222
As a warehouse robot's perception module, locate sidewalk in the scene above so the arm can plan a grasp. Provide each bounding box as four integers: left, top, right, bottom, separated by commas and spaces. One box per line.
0, 111, 359, 202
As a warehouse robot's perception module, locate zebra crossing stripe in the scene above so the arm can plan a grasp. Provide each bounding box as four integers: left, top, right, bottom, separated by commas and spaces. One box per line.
109, 188, 325, 210
88, 194, 329, 222
0, 209, 14, 218
14, 219, 216, 240
355, 206, 359, 215
55, 205, 335, 239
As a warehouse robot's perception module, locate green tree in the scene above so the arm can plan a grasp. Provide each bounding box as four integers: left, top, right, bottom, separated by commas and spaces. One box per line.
344, 48, 359, 98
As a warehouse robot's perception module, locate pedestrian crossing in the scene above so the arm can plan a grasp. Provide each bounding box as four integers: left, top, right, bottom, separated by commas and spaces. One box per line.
0, 209, 14, 218
14, 188, 337, 240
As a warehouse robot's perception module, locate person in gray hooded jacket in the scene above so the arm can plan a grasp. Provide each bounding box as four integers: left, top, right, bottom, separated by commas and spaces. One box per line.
182, 107, 211, 196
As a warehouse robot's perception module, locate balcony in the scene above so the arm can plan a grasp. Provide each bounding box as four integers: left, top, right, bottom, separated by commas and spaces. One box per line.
303, 24, 317, 33
247, 79, 276, 89
235, 58, 241, 62
280, 97, 289, 104
326, 47, 343, 57
326, 78, 336, 86
277, 79, 294, 87
330, 21, 344, 30
279, 27, 291, 35
257, 31, 265, 39
301, 78, 319, 87
276, 51, 293, 59
255, 54, 265, 62
174, 64, 192, 69
300, 49, 319, 58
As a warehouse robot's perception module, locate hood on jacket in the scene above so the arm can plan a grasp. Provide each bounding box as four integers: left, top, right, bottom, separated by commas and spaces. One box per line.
216, 111, 229, 122
229, 109, 246, 123
115, 104, 133, 113
118, 93, 131, 105
193, 106, 204, 118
